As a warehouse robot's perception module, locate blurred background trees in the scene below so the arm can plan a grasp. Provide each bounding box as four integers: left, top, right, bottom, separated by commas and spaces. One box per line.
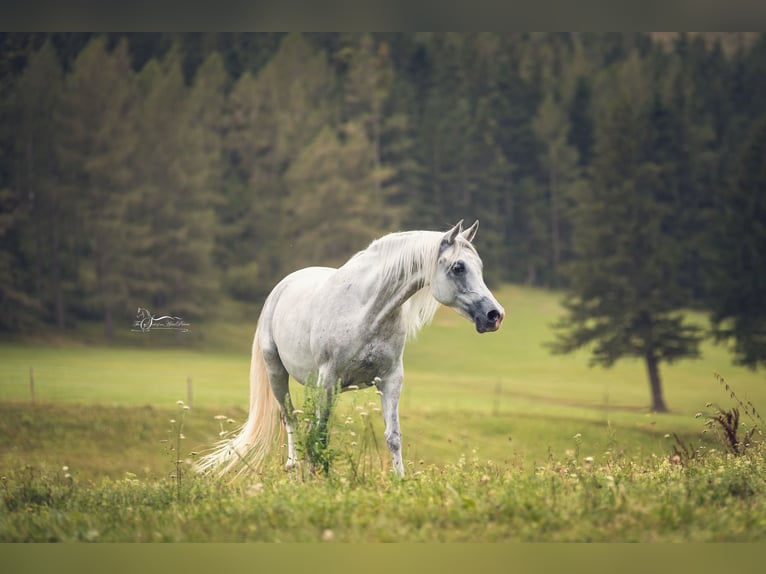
0, 32, 764, 376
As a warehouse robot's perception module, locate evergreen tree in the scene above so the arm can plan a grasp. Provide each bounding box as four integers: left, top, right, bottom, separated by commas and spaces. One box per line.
283, 122, 386, 267
278, 35, 395, 266
648, 50, 718, 305
533, 93, 581, 286
216, 33, 284, 80
219, 33, 335, 298
342, 35, 388, 167
0, 187, 41, 331
219, 70, 279, 302
55, 37, 138, 337
342, 34, 407, 224
462, 90, 514, 286
266, 34, 337, 168
510, 176, 549, 286
1, 32, 762, 344
417, 33, 473, 228
567, 76, 595, 167
129, 45, 219, 319
710, 117, 766, 369
492, 42, 548, 285
186, 50, 227, 206
11, 40, 69, 328
261, 34, 338, 276
549, 69, 703, 412
185, 51, 228, 308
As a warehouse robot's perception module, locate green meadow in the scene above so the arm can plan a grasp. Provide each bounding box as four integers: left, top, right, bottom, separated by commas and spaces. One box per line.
1, 285, 765, 541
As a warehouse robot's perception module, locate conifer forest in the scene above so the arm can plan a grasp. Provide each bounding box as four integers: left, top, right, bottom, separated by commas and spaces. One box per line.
1, 32, 765, 377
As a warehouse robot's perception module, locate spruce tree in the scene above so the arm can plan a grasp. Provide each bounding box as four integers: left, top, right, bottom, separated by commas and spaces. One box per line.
494, 41, 548, 285
533, 93, 581, 287
567, 76, 595, 168
710, 117, 766, 369
549, 69, 703, 412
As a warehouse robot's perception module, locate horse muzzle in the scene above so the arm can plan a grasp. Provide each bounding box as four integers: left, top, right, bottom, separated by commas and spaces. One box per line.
474, 306, 505, 333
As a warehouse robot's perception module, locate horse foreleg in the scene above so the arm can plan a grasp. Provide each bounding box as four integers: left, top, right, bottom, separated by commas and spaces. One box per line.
311, 370, 340, 474
377, 369, 405, 477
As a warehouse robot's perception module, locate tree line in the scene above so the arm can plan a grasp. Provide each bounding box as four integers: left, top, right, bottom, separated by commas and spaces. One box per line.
1, 33, 764, 400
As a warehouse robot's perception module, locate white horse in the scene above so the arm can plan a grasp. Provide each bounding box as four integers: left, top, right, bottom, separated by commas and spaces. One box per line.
197, 220, 505, 477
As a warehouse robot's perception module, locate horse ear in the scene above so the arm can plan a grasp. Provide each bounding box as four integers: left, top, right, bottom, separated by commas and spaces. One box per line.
460, 220, 479, 243
442, 220, 464, 247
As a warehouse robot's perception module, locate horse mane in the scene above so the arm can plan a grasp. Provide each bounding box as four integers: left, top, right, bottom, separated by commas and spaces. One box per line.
359, 229, 475, 340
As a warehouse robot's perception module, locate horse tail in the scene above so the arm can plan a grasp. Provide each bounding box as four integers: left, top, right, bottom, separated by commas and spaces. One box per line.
196, 323, 282, 478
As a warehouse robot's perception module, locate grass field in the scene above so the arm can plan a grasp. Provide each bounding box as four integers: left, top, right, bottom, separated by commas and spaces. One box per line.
1, 285, 765, 541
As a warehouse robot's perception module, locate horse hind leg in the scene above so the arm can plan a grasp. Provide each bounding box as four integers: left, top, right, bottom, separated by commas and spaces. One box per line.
281, 399, 299, 471
262, 348, 298, 470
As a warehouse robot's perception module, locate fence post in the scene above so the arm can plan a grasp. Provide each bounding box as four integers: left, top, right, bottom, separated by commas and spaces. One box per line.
29, 367, 35, 403
187, 376, 193, 408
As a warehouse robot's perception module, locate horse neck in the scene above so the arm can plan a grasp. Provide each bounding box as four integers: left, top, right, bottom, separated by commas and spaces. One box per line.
362, 231, 441, 338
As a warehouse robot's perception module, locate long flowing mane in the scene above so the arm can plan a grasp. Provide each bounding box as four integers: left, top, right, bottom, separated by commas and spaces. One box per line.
356, 230, 475, 340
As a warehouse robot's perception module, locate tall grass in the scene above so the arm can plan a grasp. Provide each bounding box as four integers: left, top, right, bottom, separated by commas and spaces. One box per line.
2, 430, 764, 541
2, 285, 766, 541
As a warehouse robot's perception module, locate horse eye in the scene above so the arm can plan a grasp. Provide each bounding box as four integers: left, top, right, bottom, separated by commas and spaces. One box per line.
451, 261, 466, 275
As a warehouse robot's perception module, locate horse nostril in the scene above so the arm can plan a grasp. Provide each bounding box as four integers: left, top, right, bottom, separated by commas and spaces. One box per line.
487, 309, 500, 323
